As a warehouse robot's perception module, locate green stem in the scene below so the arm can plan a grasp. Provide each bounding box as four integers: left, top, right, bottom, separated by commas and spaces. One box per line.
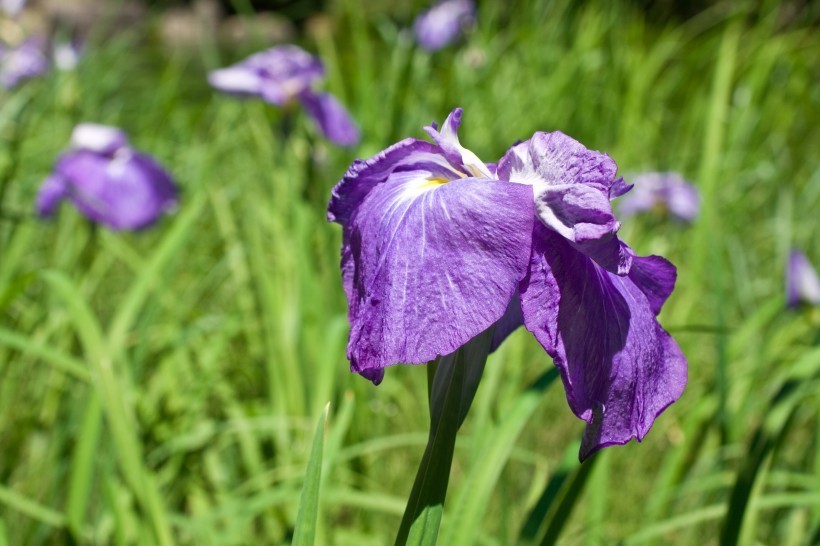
395, 327, 494, 546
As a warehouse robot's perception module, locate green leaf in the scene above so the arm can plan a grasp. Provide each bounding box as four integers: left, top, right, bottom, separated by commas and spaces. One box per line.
292, 403, 330, 546
395, 328, 494, 546
441, 369, 559, 546
719, 362, 820, 545
517, 442, 598, 546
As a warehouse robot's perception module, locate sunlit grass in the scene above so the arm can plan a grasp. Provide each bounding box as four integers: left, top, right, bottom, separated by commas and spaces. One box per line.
1, 0, 818, 544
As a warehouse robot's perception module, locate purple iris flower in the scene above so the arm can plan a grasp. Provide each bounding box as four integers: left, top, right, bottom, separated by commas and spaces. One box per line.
787, 249, 820, 308
37, 124, 178, 231
329, 108, 687, 459
208, 45, 360, 147
617, 171, 700, 222
0, 36, 49, 89
413, 0, 475, 52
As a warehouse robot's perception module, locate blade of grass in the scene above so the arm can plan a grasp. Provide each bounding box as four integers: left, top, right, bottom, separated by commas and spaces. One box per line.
720, 378, 818, 545
41, 270, 174, 546
291, 403, 330, 546
516, 441, 598, 546
66, 394, 102, 540
0, 484, 67, 529
440, 369, 559, 546
396, 328, 494, 546
0, 327, 91, 382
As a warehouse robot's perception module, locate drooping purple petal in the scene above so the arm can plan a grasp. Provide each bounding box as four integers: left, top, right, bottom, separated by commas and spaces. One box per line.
787, 249, 820, 307
358, 367, 385, 385
48, 149, 178, 231
618, 172, 700, 223
519, 224, 686, 460
0, 36, 49, 89
490, 292, 524, 352
628, 254, 678, 315
298, 90, 360, 147
342, 174, 534, 376
413, 0, 475, 52
36, 175, 68, 218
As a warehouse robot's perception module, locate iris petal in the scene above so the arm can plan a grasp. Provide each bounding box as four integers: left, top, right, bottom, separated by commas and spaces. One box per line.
298, 90, 360, 147
520, 224, 686, 460
489, 292, 524, 352
328, 138, 459, 225
787, 249, 820, 307
423, 108, 492, 178
342, 175, 534, 376
498, 131, 627, 274
36, 175, 68, 218
55, 150, 178, 231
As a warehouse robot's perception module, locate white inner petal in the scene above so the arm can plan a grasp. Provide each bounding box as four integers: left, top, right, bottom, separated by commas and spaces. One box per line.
71, 123, 128, 153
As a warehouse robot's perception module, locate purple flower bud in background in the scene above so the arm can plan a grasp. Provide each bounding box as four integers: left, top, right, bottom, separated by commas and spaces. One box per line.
37, 124, 179, 231
329, 108, 686, 460
787, 249, 820, 308
413, 0, 475, 52
0, 36, 49, 89
618, 172, 700, 223
208, 45, 360, 147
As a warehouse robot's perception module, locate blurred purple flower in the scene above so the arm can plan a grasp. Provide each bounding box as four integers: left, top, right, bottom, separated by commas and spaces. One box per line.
787, 249, 820, 307
0, 36, 49, 89
329, 108, 686, 459
208, 45, 359, 147
413, 0, 475, 51
618, 172, 700, 222
37, 124, 178, 231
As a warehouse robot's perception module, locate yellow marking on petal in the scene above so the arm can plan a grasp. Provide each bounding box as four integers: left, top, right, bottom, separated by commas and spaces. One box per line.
418, 177, 449, 190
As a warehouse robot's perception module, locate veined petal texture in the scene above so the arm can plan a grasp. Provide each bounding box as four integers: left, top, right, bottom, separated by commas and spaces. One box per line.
328, 138, 461, 225
520, 225, 686, 460
343, 175, 534, 376
499, 131, 629, 274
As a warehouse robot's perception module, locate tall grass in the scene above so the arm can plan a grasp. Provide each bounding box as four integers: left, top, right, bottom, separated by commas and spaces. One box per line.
1, 0, 818, 543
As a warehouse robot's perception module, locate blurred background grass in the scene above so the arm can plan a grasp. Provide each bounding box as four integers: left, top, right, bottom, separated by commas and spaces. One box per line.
1, 0, 819, 544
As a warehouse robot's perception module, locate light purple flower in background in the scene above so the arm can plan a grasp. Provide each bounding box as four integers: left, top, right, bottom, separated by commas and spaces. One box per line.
37, 124, 178, 231
0, 36, 49, 89
618, 172, 700, 222
413, 0, 475, 52
787, 249, 820, 308
1, 0, 26, 17
329, 108, 687, 460
208, 45, 359, 147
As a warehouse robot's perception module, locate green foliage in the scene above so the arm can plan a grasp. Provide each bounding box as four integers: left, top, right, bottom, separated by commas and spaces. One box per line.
0, 0, 818, 544
292, 404, 329, 546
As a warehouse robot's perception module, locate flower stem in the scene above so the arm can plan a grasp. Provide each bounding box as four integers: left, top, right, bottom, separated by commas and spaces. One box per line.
395, 327, 494, 546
